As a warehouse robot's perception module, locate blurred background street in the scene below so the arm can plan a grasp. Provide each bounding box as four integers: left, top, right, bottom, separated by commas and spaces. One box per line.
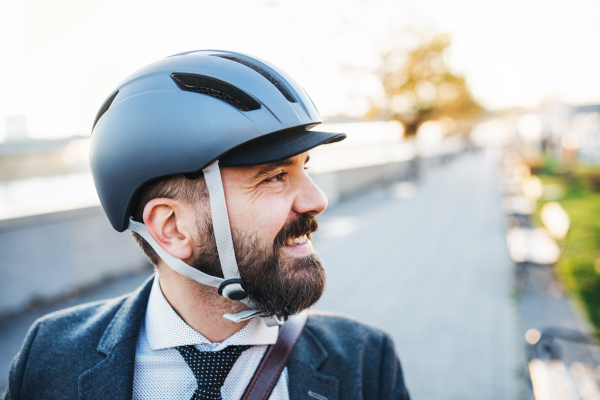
314, 150, 518, 399
3, 0, 600, 398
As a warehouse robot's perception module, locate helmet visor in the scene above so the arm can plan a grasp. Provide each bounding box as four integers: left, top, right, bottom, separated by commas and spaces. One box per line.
219, 128, 346, 167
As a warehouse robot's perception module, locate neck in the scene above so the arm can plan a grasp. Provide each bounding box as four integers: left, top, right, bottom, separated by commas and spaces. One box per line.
156, 264, 251, 342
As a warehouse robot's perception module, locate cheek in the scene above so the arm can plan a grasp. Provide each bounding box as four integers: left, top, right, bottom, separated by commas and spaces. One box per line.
254, 208, 290, 240
228, 197, 291, 241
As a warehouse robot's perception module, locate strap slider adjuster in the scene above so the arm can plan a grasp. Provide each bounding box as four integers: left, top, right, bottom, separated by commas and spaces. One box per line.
218, 278, 248, 300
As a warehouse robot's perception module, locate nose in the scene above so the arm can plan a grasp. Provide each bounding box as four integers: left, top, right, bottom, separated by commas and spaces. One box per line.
293, 173, 328, 216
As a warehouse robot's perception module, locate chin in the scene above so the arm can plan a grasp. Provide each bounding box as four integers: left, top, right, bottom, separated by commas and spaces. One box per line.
244, 253, 326, 320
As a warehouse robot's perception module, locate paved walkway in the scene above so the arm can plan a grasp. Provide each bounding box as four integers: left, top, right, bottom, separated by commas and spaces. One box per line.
1, 151, 520, 398
314, 150, 519, 399
518, 263, 600, 369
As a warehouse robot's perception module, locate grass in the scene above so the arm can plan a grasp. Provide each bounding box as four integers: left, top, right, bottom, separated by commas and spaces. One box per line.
534, 157, 600, 330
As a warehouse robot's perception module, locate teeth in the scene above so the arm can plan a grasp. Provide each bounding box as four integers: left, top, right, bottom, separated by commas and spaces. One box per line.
285, 234, 307, 246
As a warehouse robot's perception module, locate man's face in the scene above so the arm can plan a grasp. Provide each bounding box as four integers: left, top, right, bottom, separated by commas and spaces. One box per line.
192, 152, 328, 319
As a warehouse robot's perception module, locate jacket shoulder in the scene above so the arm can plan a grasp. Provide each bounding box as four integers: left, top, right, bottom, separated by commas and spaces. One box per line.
5, 296, 128, 398
6, 277, 154, 400
305, 311, 390, 352
4, 288, 144, 400
299, 311, 410, 400
33, 294, 128, 349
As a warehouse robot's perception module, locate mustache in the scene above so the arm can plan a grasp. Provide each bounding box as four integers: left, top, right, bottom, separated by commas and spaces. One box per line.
273, 214, 318, 248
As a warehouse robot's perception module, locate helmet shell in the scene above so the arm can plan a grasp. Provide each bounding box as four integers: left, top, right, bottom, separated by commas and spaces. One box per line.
90, 50, 322, 232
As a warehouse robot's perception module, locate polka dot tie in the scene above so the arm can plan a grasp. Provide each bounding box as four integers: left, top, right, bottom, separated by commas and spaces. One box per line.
176, 344, 252, 400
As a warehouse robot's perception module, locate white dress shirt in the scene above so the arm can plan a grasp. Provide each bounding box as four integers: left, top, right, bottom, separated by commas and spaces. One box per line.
132, 276, 290, 400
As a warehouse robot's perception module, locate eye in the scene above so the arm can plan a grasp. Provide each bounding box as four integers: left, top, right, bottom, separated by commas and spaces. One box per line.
264, 172, 286, 183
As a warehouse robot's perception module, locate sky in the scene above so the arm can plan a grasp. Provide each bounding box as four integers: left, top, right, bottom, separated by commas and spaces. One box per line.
1, 0, 599, 140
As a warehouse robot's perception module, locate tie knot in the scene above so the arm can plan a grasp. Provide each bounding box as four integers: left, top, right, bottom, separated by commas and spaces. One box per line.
176, 344, 251, 400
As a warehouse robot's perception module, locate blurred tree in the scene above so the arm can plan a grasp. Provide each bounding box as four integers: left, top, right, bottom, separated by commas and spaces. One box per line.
367, 32, 483, 136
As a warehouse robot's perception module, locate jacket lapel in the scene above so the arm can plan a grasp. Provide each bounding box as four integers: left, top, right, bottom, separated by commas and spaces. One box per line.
78, 275, 154, 400
287, 323, 339, 400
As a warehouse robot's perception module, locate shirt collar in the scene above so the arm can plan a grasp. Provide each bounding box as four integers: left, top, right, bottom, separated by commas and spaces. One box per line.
145, 275, 279, 351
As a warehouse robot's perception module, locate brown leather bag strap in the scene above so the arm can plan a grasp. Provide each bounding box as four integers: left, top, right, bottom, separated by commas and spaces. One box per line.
241, 313, 308, 400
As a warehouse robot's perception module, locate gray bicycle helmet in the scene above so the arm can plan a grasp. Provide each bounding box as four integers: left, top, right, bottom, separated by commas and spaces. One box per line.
90, 50, 346, 323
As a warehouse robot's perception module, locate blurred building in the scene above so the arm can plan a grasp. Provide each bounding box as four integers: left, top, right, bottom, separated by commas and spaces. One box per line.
0, 136, 89, 182
472, 101, 600, 165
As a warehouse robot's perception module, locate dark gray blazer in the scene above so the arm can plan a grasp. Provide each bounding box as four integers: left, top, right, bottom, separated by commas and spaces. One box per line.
3, 277, 409, 400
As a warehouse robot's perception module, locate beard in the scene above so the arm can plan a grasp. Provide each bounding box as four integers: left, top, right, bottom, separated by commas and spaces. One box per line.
192, 213, 326, 320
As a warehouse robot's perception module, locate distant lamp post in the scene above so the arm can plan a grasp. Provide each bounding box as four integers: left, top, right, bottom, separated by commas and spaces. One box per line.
561, 132, 579, 150
561, 132, 579, 166
517, 115, 544, 144
522, 176, 543, 200
541, 202, 570, 240
506, 228, 561, 265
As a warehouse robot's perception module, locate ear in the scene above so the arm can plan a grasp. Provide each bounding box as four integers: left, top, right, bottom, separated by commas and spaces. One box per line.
143, 198, 195, 262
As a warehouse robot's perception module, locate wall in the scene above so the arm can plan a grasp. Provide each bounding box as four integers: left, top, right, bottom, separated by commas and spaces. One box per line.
0, 206, 148, 317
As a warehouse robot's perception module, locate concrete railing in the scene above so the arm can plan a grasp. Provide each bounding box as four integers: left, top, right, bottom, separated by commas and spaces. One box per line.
0, 206, 148, 317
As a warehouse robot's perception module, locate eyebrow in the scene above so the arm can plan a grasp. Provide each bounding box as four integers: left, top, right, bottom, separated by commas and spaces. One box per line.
250, 154, 311, 181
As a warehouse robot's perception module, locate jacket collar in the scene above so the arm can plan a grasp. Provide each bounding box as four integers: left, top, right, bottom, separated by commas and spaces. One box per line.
287, 318, 339, 400
77, 275, 338, 400
78, 274, 154, 400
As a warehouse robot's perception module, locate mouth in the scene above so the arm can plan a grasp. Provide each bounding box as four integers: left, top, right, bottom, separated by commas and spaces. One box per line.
284, 234, 308, 246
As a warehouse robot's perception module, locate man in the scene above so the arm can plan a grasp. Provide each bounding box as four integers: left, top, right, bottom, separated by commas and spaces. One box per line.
4, 50, 409, 399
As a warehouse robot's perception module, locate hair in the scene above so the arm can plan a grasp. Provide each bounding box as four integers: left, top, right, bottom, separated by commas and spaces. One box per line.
131, 174, 209, 267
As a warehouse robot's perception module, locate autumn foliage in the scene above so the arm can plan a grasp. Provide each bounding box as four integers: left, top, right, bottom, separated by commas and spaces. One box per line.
367, 33, 483, 136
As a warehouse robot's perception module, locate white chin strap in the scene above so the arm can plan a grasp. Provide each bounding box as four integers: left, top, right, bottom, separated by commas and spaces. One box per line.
128, 160, 282, 326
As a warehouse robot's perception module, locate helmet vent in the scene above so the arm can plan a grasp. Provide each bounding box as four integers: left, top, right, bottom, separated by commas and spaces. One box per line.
215, 56, 297, 103
92, 90, 119, 131
171, 73, 261, 112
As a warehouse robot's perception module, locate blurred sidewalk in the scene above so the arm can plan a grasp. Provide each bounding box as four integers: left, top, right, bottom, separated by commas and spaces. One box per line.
1, 150, 519, 398
314, 149, 519, 399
